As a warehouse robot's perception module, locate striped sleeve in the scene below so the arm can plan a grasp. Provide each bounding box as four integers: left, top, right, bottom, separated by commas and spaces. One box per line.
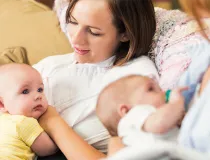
17, 117, 44, 147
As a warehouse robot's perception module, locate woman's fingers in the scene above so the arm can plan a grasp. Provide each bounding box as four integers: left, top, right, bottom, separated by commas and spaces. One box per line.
39, 106, 59, 129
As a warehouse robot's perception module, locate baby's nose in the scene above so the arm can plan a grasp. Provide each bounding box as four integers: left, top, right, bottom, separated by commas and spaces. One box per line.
35, 93, 42, 100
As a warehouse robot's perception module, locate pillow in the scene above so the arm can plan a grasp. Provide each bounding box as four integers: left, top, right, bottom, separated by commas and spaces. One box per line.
0, 47, 29, 65
0, 0, 73, 65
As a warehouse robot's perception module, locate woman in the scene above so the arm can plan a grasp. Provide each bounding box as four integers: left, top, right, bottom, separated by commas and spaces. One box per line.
35, 0, 156, 159
178, 0, 210, 153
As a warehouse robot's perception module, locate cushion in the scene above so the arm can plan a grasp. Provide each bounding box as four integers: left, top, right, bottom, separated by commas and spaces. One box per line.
0, 47, 29, 65
0, 0, 73, 65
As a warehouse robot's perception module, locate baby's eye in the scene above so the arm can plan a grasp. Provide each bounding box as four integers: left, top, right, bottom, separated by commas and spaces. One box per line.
22, 89, 29, 94
38, 88, 43, 93
148, 86, 154, 92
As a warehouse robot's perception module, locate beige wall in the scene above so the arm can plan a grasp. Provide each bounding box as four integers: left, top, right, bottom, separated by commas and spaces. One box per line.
153, 1, 172, 10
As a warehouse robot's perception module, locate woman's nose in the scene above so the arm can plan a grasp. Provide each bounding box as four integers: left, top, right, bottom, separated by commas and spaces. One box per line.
70, 28, 87, 46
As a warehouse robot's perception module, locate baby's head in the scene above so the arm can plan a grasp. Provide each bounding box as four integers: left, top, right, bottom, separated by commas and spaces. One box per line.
96, 75, 165, 136
0, 63, 48, 119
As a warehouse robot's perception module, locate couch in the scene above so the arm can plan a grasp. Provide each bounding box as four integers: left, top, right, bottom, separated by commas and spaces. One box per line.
0, 0, 73, 65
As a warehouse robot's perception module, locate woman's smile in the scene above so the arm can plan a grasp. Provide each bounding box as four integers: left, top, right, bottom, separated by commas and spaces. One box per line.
74, 46, 90, 55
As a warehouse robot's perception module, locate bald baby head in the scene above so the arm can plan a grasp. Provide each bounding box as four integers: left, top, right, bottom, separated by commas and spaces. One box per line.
0, 63, 40, 90
96, 75, 164, 136
96, 75, 147, 136
0, 63, 48, 119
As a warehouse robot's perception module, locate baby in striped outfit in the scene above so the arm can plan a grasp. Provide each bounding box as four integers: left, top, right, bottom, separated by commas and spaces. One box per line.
0, 63, 57, 160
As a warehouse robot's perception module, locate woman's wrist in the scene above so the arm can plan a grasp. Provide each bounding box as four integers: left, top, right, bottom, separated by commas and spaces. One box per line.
108, 137, 124, 156
43, 115, 69, 136
39, 106, 64, 134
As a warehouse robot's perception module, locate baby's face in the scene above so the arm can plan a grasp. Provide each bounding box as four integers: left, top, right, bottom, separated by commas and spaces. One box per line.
2, 68, 48, 119
131, 77, 165, 108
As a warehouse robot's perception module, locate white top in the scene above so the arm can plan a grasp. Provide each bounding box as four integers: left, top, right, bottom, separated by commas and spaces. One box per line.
118, 105, 179, 147
33, 53, 158, 152
102, 56, 159, 89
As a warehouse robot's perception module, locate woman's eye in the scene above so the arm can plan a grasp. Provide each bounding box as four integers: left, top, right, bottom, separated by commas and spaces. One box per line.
68, 18, 78, 25
89, 29, 101, 36
38, 88, 43, 93
22, 89, 29, 94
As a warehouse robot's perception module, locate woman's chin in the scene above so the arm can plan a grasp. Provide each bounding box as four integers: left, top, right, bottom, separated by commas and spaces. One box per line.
74, 54, 92, 64
74, 53, 109, 64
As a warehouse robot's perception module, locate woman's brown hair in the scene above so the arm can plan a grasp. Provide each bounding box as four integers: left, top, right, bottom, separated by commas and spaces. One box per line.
180, 0, 210, 40
66, 0, 156, 66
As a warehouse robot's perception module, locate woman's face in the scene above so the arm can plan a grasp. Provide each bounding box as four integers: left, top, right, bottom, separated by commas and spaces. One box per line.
67, 0, 124, 63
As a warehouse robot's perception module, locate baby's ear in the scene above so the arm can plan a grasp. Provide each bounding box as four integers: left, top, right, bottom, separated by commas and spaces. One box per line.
117, 104, 131, 118
0, 97, 6, 113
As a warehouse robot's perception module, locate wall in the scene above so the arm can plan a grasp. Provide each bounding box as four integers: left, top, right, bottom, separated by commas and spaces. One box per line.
153, 0, 180, 10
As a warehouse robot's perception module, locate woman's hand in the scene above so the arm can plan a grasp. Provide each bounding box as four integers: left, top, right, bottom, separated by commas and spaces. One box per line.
39, 106, 60, 133
39, 106, 105, 160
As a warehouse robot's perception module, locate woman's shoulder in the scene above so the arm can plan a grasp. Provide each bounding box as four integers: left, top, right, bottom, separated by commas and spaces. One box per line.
33, 53, 75, 76
127, 56, 154, 65
124, 56, 156, 71
102, 56, 159, 89
37, 53, 74, 64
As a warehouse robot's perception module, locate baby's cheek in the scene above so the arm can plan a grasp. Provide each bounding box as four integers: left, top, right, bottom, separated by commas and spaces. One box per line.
44, 101, 49, 111
154, 96, 165, 108
43, 97, 49, 106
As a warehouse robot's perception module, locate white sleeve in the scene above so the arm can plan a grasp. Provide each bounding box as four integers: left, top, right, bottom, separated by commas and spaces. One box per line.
118, 105, 179, 146
118, 105, 156, 138
102, 56, 159, 89
118, 105, 157, 146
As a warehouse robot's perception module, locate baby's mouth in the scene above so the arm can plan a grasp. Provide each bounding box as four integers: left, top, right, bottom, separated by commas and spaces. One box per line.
33, 104, 43, 111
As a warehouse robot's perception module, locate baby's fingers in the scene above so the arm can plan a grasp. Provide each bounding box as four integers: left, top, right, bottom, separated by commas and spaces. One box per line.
176, 86, 189, 93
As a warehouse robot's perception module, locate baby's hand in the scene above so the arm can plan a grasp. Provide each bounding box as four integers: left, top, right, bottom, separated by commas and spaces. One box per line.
143, 87, 188, 134
169, 87, 188, 105
164, 87, 188, 128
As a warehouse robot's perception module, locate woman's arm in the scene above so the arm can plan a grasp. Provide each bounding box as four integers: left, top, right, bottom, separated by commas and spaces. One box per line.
107, 137, 125, 157
39, 106, 106, 160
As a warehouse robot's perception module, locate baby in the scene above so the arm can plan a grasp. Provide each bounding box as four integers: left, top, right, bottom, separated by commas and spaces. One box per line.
96, 75, 186, 149
0, 63, 57, 160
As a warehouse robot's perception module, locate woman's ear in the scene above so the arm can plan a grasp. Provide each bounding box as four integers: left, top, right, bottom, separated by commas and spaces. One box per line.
120, 32, 129, 42
117, 104, 131, 118
0, 97, 6, 113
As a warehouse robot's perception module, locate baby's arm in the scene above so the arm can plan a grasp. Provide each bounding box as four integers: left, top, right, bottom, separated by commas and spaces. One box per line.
142, 103, 183, 134
31, 131, 57, 157
143, 87, 186, 134
18, 117, 57, 157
